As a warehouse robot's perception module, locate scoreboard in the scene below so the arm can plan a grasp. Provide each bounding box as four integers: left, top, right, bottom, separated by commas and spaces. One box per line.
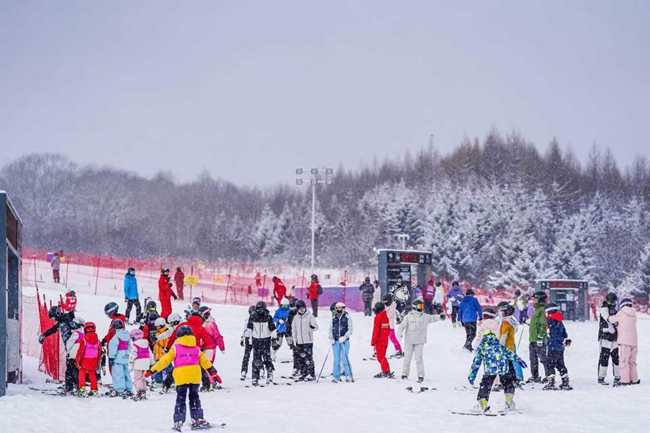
385, 251, 432, 265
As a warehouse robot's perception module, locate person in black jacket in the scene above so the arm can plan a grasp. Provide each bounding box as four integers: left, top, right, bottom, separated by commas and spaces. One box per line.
246, 301, 277, 386
359, 277, 376, 317
598, 293, 620, 386
286, 298, 300, 377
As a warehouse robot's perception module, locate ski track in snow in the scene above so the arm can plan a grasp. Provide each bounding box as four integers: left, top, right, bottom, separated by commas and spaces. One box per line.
2, 272, 649, 433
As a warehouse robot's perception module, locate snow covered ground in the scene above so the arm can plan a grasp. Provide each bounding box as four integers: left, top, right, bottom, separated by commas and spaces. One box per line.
2, 271, 649, 433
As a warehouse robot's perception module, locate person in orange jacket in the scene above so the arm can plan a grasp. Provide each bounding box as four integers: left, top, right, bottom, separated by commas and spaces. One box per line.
306, 274, 322, 318
159, 267, 178, 320
371, 302, 394, 378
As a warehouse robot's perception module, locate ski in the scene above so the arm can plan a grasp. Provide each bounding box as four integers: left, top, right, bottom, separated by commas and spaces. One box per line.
448, 409, 506, 417
190, 423, 226, 430
454, 385, 478, 392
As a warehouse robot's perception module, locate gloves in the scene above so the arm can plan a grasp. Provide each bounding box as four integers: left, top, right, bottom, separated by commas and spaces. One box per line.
439, 314, 446, 321
38, 334, 45, 344
286, 336, 293, 346
211, 371, 222, 384
221, 349, 226, 355
469, 379, 474, 386
169, 282, 173, 288
163, 348, 169, 354
271, 330, 278, 339
279, 319, 285, 325
240, 337, 245, 347
564, 339, 572, 347
518, 359, 528, 369
109, 359, 115, 367
339, 336, 348, 343
144, 370, 152, 378
329, 337, 335, 345
172, 294, 178, 300
125, 297, 128, 303
536, 337, 544, 347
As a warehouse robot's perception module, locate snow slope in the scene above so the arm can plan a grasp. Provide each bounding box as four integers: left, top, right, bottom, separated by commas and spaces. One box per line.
2, 273, 649, 433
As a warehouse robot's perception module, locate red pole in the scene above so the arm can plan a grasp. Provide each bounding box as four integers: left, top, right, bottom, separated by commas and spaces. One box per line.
94, 257, 101, 295
223, 265, 233, 305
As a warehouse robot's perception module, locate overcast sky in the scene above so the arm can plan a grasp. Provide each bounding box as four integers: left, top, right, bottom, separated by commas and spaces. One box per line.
1, 1, 648, 186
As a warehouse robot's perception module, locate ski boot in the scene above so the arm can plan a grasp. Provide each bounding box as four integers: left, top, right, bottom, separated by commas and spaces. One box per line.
526, 376, 542, 384
77, 387, 86, 397
292, 369, 299, 377
240, 371, 247, 381
191, 419, 211, 430
332, 378, 341, 383
503, 394, 517, 412
173, 421, 183, 432
305, 375, 315, 382
613, 377, 621, 387
374, 372, 386, 378
394, 351, 404, 359
266, 371, 274, 385
471, 399, 489, 413
401, 375, 408, 380
559, 375, 573, 391
598, 377, 609, 385
88, 390, 97, 397
344, 376, 352, 383
252, 379, 259, 387
417, 377, 424, 383
108, 389, 120, 398
384, 372, 395, 379
542, 376, 556, 391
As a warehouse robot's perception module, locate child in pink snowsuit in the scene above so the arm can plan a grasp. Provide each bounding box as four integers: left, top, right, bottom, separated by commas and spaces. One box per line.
129, 328, 154, 400
199, 307, 225, 390
608, 298, 639, 385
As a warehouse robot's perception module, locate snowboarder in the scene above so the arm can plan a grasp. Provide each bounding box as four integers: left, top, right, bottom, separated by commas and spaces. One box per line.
272, 298, 290, 361
124, 267, 142, 325
246, 301, 277, 385
158, 267, 178, 320
608, 298, 639, 385
146, 325, 221, 431
307, 274, 323, 317
108, 319, 133, 396
543, 303, 572, 391
76, 321, 102, 396
371, 302, 393, 378
359, 277, 376, 316
598, 292, 621, 386
174, 267, 185, 301
459, 288, 483, 352
467, 330, 527, 413
292, 299, 318, 381
272, 276, 287, 306
397, 299, 445, 382
383, 294, 404, 358
527, 291, 549, 383
329, 302, 353, 382
129, 328, 154, 400
446, 280, 464, 327
240, 306, 256, 380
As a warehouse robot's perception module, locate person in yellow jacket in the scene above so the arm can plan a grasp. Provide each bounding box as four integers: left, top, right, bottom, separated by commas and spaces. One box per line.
146, 326, 222, 431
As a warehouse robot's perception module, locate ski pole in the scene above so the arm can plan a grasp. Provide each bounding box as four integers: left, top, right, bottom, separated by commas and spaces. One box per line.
316, 345, 332, 383
516, 324, 525, 350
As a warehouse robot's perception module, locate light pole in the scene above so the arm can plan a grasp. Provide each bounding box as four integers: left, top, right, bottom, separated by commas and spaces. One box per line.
296, 168, 333, 272
396, 233, 410, 250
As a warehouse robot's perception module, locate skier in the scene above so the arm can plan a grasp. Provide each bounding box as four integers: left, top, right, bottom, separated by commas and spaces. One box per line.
292, 299, 318, 381
543, 303, 572, 390
272, 276, 287, 306
527, 291, 549, 383
371, 302, 393, 378
76, 321, 102, 397
272, 298, 291, 361
39, 305, 82, 394
51, 251, 61, 283
286, 298, 300, 377
390, 275, 411, 322
65, 319, 85, 394
240, 306, 255, 380
498, 302, 523, 385
383, 294, 404, 358
446, 280, 464, 327
124, 267, 142, 325
422, 280, 436, 315
107, 320, 133, 397
359, 277, 376, 317
129, 328, 154, 400
157, 313, 181, 392
146, 325, 221, 431
199, 306, 225, 391
608, 298, 639, 385
598, 292, 621, 386
397, 300, 445, 382
141, 312, 162, 350
137, 298, 159, 329
184, 297, 203, 320
432, 281, 445, 314
329, 302, 353, 382
468, 330, 527, 413
307, 274, 323, 317
472, 307, 499, 351
458, 288, 483, 352
174, 267, 185, 301
159, 267, 178, 320
62, 289, 77, 313
246, 301, 277, 385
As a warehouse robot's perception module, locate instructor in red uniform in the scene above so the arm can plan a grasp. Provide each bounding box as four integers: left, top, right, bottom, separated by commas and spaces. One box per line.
159, 267, 177, 319
272, 276, 287, 306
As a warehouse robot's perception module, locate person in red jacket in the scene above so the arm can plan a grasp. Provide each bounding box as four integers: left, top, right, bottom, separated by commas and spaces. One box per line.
76, 322, 102, 395
166, 314, 212, 351
159, 267, 178, 320
272, 276, 287, 306
306, 274, 322, 318
174, 267, 185, 301
371, 302, 393, 378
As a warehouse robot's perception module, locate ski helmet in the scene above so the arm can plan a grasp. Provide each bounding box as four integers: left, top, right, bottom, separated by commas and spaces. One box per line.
198, 306, 212, 320
514, 289, 521, 297
128, 267, 136, 275
466, 288, 475, 296
130, 329, 144, 340
296, 300, 307, 310
545, 302, 560, 313
335, 302, 346, 310
148, 312, 160, 323
68, 290, 76, 297
167, 312, 182, 326
289, 298, 298, 309
255, 301, 267, 313
248, 305, 256, 315
146, 300, 157, 312
104, 302, 119, 317
154, 317, 167, 328
383, 293, 394, 305
111, 319, 125, 330
533, 291, 548, 302
412, 300, 424, 312
161, 267, 170, 275
620, 298, 633, 308
192, 297, 202, 307
280, 297, 290, 306
605, 292, 618, 305
310, 274, 318, 281
84, 322, 96, 333
176, 325, 194, 338
373, 302, 385, 315
452, 280, 459, 286
272, 276, 278, 282
435, 281, 442, 287
482, 307, 497, 319
176, 266, 182, 272
329, 302, 338, 314
364, 277, 371, 283
48, 305, 63, 320
396, 275, 403, 281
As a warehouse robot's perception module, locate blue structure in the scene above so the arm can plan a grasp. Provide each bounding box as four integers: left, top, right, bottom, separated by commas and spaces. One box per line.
0, 191, 23, 396
377, 249, 433, 301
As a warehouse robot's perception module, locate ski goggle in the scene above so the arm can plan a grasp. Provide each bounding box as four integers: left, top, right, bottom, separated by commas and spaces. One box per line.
412, 303, 423, 311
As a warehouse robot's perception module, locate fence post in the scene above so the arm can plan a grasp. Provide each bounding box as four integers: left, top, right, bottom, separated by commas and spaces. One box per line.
94, 257, 101, 295
33, 255, 37, 287
65, 260, 69, 288
223, 265, 233, 305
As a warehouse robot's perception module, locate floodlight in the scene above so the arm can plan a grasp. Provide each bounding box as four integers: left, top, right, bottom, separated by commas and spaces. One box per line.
296, 179, 303, 185
325, 168, 333, 175
311, 168, 319, 175
296, 168, 303, 175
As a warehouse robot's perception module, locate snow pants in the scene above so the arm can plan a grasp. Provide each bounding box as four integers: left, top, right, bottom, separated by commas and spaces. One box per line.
78, 367, 98, 391
619, 344, 639, 384
402, 343, 424, 378
463, 322, 477, 350
252, 338, 274, 381
160, 297, 172, 320
201, 349, 216, 388
478, 370, 515, 401
332, 340, 351, 379
176, 284, 184, 301
53, 269, 60, 283
423, 300, 434, 315
295, 343, 315, 379
388, 329, 402, 353
451, 306, 459, 324
363, 298, 373, 317
111, 362, 133, 392
375, 344, 390, 373
529, 342, 548, 378
65, 358, 79, 392
133, 369, 147, 392
241, 338, 253, 374
174, 384, 203, 423
598, 339, 620, 379
271, 332, 286, 359
310, 298, 319, 318
546, 350, 568, 378
125, 298, 141, 322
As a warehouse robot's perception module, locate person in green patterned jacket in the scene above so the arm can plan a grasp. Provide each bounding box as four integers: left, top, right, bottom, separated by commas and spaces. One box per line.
527, 291, 549, 383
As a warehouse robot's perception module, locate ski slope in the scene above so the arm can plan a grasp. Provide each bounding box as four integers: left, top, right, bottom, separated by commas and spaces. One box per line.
2, 271, 649, 433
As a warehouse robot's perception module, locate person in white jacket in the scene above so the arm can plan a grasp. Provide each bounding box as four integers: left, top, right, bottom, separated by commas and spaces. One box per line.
397, 300, 446, 382
292, 300, 319, 381
129, 328, 154, 400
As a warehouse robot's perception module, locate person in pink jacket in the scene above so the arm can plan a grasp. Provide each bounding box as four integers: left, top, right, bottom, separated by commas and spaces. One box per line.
198, 306, 225, 390
608, 298, 640, 385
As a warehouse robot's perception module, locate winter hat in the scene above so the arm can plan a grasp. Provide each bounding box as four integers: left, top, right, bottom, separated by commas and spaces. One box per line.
545, 302, 560, 313
482, 308, 497, 319
130, 329, 144, 340
620, 298, 633, 308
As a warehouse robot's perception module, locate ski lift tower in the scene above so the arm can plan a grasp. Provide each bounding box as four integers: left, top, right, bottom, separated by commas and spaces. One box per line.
0, 191, 23, 396
377, 249, 433, 300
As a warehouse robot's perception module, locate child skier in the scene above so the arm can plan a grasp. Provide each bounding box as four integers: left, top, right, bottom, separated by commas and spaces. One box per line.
108, 320, 133, 397
240, 306, 256, 380
329, 302, 353, 382
608, 298, 639, 385
199, 306, 225, 391
383, 294, 404, 358
468, 330, 527, 413
598, 292, 621, 386
64, 317, 85, 394
289, 300, 317, 381
102, 302, 127, 345
371, 302, 393, 378
185, 297, 203, 320
129, 328, 154, 400
498, 302, 523, 385
157, 313, 180, 392
76, 322, 102, 397
398, 300, 445, 382
543, 303, 572, 390
272, 298, 291, 361
472, 307, 499, 351
246, 301, 278, 385
147, 325, 221, 431
62, 289, 77, 313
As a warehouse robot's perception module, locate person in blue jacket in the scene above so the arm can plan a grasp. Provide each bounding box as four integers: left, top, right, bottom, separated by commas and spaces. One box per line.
446, 280, 465, 327
271, 298, 291, 361
124, 267, 141, 325
459, 288, 483, 352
